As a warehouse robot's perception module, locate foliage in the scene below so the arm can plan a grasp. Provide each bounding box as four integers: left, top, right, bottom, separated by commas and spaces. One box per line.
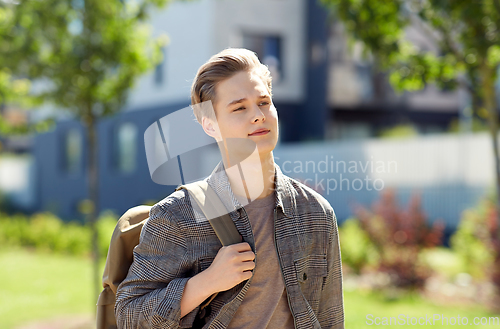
339, 217, 378, 274
0, 5, 54, 135
0, 210, 117, 258
0, 0, 170, 119
320, 0, 500, 94
0, 66, 52, 135
451, 198, 500, 285
0, 0, 172, 297
420, 247, 464, 281
96, 210, 119, 258
0, 68, 30, 106
356, 189, 445, 289
378, 124, 419, 139
320, 0, 500, 244
0, 3, 30, 107
448, 116, 489, 133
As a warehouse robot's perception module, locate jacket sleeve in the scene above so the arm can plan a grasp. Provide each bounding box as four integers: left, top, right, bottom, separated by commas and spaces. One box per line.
317, 208, 345, 329
115, 202, 202, 329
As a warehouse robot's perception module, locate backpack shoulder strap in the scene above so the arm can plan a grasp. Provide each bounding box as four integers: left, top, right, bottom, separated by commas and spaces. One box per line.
177, 181, 241, 246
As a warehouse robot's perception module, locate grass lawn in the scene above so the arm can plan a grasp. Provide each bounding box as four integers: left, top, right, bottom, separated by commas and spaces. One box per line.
1, 247, 499, 328
345, 288, 499, 328
0, 248, 101, 329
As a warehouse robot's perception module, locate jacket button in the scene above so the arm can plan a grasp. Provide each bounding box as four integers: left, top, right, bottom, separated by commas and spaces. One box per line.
303, 273, 307, 280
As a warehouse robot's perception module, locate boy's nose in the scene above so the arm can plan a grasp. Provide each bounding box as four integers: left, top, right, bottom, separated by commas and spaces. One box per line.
251, 105, 265, 123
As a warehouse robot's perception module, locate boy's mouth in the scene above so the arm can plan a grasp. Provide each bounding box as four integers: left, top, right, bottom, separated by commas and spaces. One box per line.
249, 129, 270, 136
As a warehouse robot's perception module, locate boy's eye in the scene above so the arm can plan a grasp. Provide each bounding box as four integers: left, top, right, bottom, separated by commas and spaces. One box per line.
233, 101, 269, 112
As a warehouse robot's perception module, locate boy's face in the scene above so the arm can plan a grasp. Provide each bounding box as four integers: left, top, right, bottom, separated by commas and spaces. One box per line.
203, 70, 279, 158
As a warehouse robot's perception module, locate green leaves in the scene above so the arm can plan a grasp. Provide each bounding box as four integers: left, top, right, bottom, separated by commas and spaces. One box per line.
488, 45, 500, 67
388, 50, 461, 92
0, 0, 170, 121
323, 0, 406, 66
0, 69, 30, 101
321, 0, 500, 94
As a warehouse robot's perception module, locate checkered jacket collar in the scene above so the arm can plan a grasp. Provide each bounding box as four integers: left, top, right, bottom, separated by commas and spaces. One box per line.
206, 161, 292, 218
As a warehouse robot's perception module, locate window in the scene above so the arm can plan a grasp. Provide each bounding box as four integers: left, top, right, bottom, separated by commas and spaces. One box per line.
64, 128, 82, 174
115, 122, 137, 173
243, 34, 283, 83
154, 46, 166, 86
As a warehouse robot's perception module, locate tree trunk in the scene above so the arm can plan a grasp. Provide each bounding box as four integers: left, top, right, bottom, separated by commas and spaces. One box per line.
482, 63, 500, 303
482, 64, 500, 208
82, 0, 100, 305
84, 111, 100, 304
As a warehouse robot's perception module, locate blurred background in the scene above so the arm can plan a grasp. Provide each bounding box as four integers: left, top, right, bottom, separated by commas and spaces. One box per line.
0, 0, 499, 327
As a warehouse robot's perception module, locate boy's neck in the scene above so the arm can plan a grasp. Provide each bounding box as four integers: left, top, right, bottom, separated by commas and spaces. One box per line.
225, 151, 276, 204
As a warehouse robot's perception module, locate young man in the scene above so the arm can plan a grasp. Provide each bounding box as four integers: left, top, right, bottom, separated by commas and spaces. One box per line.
115, 48, 344, 328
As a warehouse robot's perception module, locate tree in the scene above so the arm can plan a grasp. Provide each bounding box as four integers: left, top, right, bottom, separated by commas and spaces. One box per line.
0, 0, 170, 299
0, 2, 53, 135
0, 70, 30, 134
320, 0, 500, 296
320, 0, 499, 196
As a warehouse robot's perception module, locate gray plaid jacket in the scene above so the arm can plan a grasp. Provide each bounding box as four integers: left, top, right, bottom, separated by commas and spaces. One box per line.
115, 162, 344, 329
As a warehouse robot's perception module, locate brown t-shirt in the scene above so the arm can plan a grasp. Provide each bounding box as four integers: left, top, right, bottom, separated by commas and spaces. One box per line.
227, 192, 295, 329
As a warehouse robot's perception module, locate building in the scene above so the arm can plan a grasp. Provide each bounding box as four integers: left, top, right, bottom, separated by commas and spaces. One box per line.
32, 0, 315, 220
25, 0, 467, 221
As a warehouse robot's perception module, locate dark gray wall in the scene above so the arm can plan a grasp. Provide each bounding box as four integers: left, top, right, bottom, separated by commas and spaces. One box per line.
33, 102, 188, 221
33, 101, 308, 221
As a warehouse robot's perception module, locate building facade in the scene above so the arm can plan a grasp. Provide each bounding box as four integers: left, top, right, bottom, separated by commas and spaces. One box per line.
29, 0, 467, 221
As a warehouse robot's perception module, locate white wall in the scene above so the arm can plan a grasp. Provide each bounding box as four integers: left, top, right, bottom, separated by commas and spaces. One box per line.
0, 155, 36, 209
273, 132, 492, 225
33, 0, 306, 115
195, 132, 493, 225
126, 0, 216, 110
211, 0, 306, 103
273, 132, 492, 189
127, 0, 307, 110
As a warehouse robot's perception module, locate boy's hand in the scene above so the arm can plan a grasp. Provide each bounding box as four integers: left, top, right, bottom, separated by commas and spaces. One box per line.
204, 242, 255, 293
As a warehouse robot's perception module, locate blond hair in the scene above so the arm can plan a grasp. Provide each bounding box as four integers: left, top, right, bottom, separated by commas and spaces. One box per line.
190, 48, 273, 123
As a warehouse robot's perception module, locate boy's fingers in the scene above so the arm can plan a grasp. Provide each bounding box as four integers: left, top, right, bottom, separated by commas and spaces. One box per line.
230, 242, 252, 252
239, 250, 255, 261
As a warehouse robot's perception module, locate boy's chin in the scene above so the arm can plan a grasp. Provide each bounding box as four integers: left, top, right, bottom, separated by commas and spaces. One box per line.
256, 141, 277, 156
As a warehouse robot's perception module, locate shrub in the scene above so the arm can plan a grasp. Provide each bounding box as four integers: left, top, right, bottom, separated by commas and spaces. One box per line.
97, 210, 120, 258
378, 124, 418, 139
451, 198, 500, 289
29, 212, 91, 255
339, 218, 378, 274
356, 189, 445, 290
0, 210, 118, 258
0, 212, 31, 246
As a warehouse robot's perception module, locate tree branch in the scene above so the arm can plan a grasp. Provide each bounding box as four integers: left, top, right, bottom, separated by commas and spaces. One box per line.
411, 5, 466, 63
493, 0, 500, 16
408, 10, 442, 51
457, 76, 475, 95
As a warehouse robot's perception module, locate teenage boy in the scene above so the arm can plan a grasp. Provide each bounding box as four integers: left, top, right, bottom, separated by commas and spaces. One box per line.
115, 48, 344, 329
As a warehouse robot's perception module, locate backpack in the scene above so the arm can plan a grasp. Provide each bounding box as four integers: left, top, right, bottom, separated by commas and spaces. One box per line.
96, 181, 241, 329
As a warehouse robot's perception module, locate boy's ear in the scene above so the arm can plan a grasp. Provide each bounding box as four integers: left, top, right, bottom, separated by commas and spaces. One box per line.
201, 116, 220, 140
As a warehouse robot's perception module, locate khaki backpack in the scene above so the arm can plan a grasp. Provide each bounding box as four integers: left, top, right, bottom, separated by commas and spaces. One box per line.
96, 181, 241, 329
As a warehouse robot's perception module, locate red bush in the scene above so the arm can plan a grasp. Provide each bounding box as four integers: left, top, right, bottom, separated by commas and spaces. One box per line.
356, 189, 444, 289
484, 200, 500, 293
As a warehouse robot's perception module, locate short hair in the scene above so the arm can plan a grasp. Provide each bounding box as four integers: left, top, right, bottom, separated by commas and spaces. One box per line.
190, 48, 273, 123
